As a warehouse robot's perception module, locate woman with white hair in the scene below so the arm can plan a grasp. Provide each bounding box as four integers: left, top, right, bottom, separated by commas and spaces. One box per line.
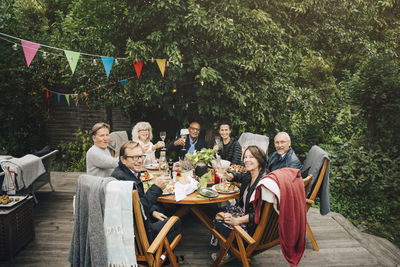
132, 122, 165, 165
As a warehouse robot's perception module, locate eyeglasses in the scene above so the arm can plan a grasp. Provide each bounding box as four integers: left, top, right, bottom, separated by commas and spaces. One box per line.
189, 127, 200, 132
139, 129, 149, 132
125, 155, 146, 161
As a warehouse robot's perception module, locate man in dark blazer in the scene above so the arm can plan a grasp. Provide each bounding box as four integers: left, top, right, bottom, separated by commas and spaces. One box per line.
167, 121, 208, 161
267, 132, 302, 172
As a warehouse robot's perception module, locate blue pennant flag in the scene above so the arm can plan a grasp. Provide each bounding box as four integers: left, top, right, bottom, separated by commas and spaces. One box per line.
101, 56, 114, 78
120, 79, 127, 86
57, 93, 61, 104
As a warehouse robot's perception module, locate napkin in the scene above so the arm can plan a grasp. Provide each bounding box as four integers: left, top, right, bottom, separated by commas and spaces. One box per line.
175, 174, 199, 202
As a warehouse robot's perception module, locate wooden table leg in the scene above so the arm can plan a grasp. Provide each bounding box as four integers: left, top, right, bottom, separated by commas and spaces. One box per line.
191, 205, 213, 230
174, 205, 190, 219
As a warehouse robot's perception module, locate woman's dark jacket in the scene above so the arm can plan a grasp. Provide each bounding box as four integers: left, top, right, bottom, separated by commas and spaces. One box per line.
232, 170, 266, 235
217, 137, 243, 166
111, 161, 163, 238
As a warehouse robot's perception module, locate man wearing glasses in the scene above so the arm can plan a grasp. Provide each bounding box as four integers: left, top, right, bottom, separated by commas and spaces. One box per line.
111, 141, 181, 243
167, 121, 208, 161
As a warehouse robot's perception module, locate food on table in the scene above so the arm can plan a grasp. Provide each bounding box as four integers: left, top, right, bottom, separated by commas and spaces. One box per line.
228, 164, 246, 173
0, 195, 14, 205
141, 171, 151, 181
216, 181, 235, 193
165, 183, 175, 193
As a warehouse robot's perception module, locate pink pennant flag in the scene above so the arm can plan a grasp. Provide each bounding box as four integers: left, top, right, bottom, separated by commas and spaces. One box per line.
21, 40, 40, 67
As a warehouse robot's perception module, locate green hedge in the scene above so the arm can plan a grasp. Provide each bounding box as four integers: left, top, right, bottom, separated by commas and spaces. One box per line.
53, 129, 91, 172
321, 141, 400, 247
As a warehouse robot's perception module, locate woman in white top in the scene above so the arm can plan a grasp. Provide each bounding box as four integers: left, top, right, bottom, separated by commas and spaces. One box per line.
131, 122, 165, 165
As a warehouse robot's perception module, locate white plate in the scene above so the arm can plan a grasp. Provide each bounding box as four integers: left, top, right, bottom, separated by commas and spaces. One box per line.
211, 185, 239, 194
162, 190, 174, 195
145, 163, 159, 170
0, 195, 28, 208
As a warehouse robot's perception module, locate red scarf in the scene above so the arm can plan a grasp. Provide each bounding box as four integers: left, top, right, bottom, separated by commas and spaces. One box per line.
251, 168, 306, 267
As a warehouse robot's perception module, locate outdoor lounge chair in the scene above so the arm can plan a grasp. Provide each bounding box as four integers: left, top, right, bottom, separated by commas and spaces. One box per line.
132, 190, 182, 267
28, 149, 58, 203
210, 202, 280, 267
302, 145, 330, 251
0, 149, 58, 203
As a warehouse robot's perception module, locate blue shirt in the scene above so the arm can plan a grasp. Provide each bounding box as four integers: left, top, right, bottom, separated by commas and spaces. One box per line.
188, 138, 198, 154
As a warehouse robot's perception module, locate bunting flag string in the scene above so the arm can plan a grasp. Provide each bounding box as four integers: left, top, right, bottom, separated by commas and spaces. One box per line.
1, 31, 212, 108
0, 31, 226, 76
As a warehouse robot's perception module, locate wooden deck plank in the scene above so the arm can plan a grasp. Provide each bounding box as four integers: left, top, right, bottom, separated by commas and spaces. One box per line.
1, 172, 399, 267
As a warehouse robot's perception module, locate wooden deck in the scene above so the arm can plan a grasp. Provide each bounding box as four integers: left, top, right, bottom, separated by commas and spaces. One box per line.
2, 172, 399, 267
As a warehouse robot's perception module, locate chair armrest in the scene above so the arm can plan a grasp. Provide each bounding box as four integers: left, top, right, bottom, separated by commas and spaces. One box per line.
233, 225, 256, 245
306, 199, 314, 205
147, 215, 180, 254
39, 150, 58, 160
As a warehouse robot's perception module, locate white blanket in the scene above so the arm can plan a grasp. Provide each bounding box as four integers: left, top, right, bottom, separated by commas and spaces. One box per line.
249, 178, 280, 214
104, 181, 137, 267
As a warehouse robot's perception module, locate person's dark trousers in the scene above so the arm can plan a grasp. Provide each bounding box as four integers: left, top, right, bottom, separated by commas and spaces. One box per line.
150, 217, 182, 243
213, 220, 251, 249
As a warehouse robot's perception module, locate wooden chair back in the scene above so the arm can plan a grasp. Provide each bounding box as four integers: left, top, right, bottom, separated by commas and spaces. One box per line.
132, 190, 182, 267
303, 174, 313, 198
211, 202, 280, 267
307, 159, 328, 210
304, 158, 329, 251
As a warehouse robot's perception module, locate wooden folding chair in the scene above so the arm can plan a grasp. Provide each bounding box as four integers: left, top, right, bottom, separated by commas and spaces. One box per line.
132, 190, 182, 267
211, 202, 280, 267
303, 158, 328, 251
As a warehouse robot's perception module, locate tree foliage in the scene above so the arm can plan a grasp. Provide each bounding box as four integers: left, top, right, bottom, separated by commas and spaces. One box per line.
1, 0, 399, 245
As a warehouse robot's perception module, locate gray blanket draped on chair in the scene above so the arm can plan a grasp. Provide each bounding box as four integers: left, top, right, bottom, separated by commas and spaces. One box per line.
302, 145, 330, 215
69, 175, 116, 267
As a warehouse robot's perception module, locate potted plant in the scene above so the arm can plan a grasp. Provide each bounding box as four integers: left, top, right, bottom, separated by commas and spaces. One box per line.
186, 148, 215, 177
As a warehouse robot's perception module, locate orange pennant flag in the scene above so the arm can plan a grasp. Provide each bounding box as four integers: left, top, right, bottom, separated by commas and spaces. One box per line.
156, 59, 166, 77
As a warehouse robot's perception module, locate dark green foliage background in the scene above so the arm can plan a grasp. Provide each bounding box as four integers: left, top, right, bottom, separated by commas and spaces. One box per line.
0, 0, 399, 246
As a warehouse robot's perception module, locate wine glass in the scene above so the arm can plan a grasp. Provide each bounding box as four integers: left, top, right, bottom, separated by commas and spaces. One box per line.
181, 134, 187, 142
215, 136, 222, 150
160, 131, 166, 142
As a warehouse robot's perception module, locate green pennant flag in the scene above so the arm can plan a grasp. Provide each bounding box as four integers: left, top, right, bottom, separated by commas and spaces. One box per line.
64, 50, 80, 74
65, 94, 70, 106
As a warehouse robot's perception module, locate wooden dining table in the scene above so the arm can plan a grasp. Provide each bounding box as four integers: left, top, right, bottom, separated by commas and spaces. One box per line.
157, 190, 239, 231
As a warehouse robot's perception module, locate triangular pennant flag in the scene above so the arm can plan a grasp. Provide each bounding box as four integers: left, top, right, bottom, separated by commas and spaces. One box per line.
57, 93, 61, 104
156, 59, 166, 77
120, 79, 127, 86
21, 40, 40, 67
65, 94, 70, 106
83, 92, 88, 105
73, 94, 78, 107
101, 56, 114, 78
64, 50, 80, 74
132, 60, 143, 79
46, 90, 50, 99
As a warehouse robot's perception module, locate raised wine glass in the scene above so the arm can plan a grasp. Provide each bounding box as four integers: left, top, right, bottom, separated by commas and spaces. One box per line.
160, 131, 166, 142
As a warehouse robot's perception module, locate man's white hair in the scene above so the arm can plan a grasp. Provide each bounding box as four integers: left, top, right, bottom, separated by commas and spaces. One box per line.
275, 132, 291, 143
